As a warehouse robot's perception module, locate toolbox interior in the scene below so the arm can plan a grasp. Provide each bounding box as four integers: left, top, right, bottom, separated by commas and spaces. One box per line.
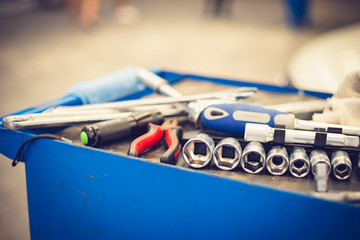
56, 79, 360, 195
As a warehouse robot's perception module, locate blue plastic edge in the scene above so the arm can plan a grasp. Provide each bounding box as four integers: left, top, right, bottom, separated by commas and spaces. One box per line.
24, 138, 360, 239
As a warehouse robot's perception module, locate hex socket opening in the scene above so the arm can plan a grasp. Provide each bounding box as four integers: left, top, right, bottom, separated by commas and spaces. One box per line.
290, 159, 310, 177
267, 156, 286, 173
221, 145, 235, 159
213, 140, 241, 171
293, 160, 304, 169
272, 156, 284, 166
330, 150, 352, 180
334, 163, 351, 180
242, 152, 265, 173
183, 140, 213, 168
248, 152, 261, 163
194, 142, 207, 156
266, 147, 289, 176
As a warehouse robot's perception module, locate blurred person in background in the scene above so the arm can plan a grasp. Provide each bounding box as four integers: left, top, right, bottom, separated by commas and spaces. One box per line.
65, 0, 140, 28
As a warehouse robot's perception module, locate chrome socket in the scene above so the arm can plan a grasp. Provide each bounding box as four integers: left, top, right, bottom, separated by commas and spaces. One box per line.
182, 133, 215, 168
213, 138, 242, 171
289, 147, 310, 178
331, 150, 352, 180
266, 146, 289, 175
310, 150, 331, 192
240, 142, 266, 174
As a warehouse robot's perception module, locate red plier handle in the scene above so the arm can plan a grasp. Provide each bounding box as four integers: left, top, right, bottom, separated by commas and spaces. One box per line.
127, 123, 183, 164
161, 126, 183, 164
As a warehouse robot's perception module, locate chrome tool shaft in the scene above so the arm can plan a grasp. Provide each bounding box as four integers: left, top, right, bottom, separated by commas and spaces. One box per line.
244, 123, 360, 148
310, 150, 331, 192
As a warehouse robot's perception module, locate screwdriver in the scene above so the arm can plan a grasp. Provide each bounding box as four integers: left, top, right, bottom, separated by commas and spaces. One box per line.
200, 103, 360, 137
137, 68, 196, 121
136, 68, 360, 140
80, 110, 164, 147
136, 68, 254, 122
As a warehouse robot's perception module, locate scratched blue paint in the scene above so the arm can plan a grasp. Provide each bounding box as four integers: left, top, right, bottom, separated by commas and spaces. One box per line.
1, 70, 355, 240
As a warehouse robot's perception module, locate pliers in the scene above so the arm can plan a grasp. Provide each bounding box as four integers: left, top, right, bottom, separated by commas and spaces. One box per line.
127, 118, 183, 164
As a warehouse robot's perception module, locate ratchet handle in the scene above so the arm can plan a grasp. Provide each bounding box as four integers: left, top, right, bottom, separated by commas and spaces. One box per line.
128, 124, 165, 157
200, 103, 295, 137
161, 126, 183, 164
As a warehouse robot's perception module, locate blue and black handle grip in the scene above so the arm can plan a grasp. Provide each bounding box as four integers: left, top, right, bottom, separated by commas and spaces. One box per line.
200, 103, 295, 137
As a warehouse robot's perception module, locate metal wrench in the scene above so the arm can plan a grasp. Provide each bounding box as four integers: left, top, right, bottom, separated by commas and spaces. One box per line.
3, 105, 185, 130
48, 87, 256, 113
3, 88, 255, 130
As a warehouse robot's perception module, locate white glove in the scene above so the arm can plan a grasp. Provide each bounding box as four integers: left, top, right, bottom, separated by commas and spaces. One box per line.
312, 97, 360, 127
312, 71, 360, 126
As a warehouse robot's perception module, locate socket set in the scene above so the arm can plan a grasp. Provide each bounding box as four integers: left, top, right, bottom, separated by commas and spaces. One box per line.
181, 132, 359, 192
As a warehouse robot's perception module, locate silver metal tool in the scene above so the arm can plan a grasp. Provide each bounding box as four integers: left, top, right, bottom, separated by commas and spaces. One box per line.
3, 88, 254, 130
294, 119, 360, 137
212, 138, 242, 171
310, 150, 331, 192
266, 99, 327, 116
244, 123, 360, 148
138, 67, 209, 122
240, 141, 266, 174
312, 191, 360, 204
266, 146, 289, 175
289, 148, 310, 178
49, 88, 255, 113
3, 105, 185, 130
137, 68, 183, 97
331, 150, 352, 180
182, 133, 215, 169
136, 68, 256, 122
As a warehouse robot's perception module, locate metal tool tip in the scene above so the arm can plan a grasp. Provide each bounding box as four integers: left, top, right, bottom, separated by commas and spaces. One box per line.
345, 136, 360, 148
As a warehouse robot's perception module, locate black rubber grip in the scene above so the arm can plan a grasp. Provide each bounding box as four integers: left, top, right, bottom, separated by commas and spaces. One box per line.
82, 118, 133, 147
273, 129, 286, 144
160, 127, 183, 164
314, 132, 327, 147
327, 127, 342, 134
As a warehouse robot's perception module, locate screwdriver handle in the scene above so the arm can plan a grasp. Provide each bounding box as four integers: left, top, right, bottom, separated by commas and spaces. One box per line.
80, 111, 164, 147
200, 103, 295, 137
161, 127, 183, 164
68, 66, 145, 104
81, 118, 134, 147
128, 124, 165, 157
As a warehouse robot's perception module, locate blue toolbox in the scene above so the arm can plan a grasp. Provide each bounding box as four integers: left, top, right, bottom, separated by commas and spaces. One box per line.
0, 67, 359, 239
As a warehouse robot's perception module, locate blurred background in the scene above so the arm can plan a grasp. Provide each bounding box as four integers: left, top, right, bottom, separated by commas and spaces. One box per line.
0, 0, 360, 239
